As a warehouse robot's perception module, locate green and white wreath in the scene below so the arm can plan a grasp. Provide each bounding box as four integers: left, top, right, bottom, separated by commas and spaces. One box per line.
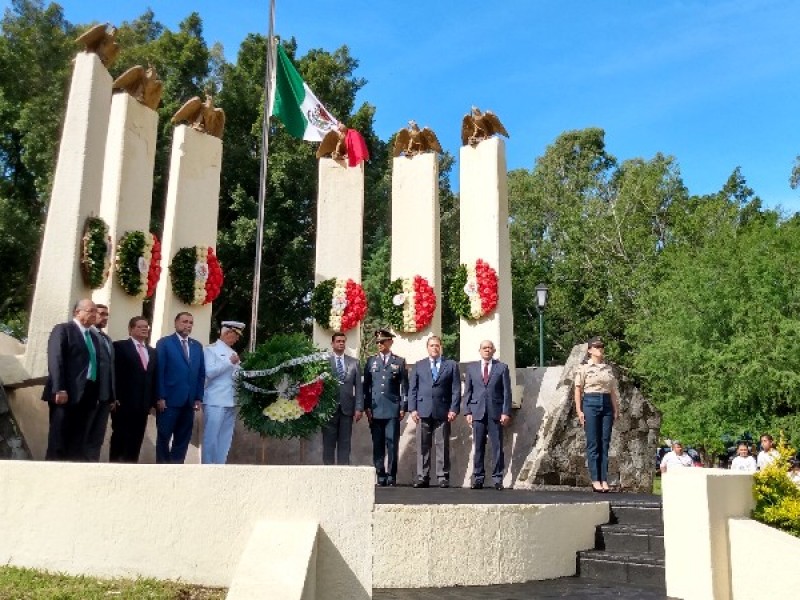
115, 231, 162, 299
80, 216, 112, 289
237, 334, 338, 439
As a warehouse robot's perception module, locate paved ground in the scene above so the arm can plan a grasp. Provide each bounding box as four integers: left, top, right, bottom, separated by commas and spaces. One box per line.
375, 486, 662, 506
374, 578, 671, 599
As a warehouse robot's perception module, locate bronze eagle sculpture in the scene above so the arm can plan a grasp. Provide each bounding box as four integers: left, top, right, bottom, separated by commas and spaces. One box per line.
75, 23, 120, 68
461, 107, 509, 147
392, 121, 442, 157
171, 95, 226, 139
316, 123, 349, 160
112, 65, 163, 110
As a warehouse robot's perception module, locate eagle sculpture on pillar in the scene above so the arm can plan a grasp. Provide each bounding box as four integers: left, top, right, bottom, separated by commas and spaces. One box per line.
75, 24, 120, 68
316, 123, 348, 160
392, 121, 442, 157
461, 107, 509, 147
112, 65, 164, 110
171, 95, 226, 139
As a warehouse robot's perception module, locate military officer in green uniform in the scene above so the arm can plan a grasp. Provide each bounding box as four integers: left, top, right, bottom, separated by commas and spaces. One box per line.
363, 329, 408, 486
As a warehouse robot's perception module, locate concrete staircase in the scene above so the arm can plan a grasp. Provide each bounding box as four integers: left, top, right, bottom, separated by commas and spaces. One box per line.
577, 498, 665, 590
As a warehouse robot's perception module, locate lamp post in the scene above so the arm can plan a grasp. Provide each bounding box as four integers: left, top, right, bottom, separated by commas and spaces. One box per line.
535, 283, 549, 367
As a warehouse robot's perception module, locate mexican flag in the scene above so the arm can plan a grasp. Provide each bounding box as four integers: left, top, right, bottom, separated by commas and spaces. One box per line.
271, 44, 339, 141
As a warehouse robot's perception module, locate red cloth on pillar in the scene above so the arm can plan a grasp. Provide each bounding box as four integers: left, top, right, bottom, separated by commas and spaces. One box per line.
345, 129, 370, 167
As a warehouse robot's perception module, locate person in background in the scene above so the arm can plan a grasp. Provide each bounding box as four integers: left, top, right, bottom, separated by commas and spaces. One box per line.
202, 320, 245, 464
574, 336, 620, 493
757, 434, 779, 470
322, 331, 363, 466
660, 440, 694, 473
730, 442, 757, 473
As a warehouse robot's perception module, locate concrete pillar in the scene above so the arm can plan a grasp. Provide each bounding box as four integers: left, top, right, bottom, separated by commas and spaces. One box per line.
24, 52, 112, 378
459, 137, 520, 406
312, 158, 364, 357
390, 153, 440, 364
151, 125, 222, 345
92, 92, 159, 340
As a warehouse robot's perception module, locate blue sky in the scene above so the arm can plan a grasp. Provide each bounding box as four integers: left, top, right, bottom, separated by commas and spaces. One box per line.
5, 1, 800, 210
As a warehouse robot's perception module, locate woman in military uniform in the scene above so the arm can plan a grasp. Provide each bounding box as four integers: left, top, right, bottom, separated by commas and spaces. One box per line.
574, 336, 620, 493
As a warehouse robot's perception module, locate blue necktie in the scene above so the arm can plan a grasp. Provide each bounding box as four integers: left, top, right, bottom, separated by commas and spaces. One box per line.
336, 356, 345, 382
431, 360, 439, 381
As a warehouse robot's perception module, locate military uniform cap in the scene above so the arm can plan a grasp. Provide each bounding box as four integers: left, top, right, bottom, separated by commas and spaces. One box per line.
222, 321, 246, 335
374, 329, 395, 342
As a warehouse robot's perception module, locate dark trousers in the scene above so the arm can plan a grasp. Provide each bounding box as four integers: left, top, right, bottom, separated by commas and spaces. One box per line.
45, 380, 98, 461
322, 406, 353, 465
84, 401, 111, 462
416, 417, 450, 482
471, 415, 504, 484
370, 417, 400, 482
583, 393, 614, 482
155, 404, 195, 464
109, 406, 149, 463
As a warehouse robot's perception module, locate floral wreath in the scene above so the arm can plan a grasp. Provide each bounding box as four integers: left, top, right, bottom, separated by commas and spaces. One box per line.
115, 231, 162, 299
382, 275, 436, 333
237, 333, 338, 439
169, 245, 223, 305
310, 278, 368, 332
450, 259, 499, 321
80, 216, 112, 289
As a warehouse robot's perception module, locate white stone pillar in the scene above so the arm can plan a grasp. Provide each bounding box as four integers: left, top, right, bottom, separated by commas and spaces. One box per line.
390, 153, 440, 363
459, 138, 521, 407
92, 92, 159, 340
24, 52, 112, 378
151, 125, 222, 345
312, 158, 364, 357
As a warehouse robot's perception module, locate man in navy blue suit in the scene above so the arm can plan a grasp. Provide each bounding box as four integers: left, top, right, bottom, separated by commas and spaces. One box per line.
408, 335, 460, 488
463, 339, 512, 490
155, 311, 205, 464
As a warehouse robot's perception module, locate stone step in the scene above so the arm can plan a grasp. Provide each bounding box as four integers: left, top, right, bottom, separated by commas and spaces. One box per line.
610, 504, 663, 527
577, 550, 665, 589
596, 524, 665, 557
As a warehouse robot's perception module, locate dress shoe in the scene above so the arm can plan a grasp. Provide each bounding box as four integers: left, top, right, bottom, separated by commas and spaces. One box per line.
413, 480, 430, 488
439, 481, 449, 488
386, 478, 396, 487
471, 481, 484, 489
377, 479, 388, 487
494, 482, 504, 490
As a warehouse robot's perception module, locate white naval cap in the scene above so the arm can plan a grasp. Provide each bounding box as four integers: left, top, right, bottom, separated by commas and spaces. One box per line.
221, 320, 246, 335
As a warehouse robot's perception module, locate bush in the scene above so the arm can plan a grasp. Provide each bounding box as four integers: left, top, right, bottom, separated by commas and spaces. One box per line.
752, 438, 800, 538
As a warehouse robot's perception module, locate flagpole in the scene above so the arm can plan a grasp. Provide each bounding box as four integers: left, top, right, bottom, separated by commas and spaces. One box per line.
249, 0, 276, 353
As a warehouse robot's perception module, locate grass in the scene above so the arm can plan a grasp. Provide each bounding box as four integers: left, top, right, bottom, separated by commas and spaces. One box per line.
0, 566, 226, 600
652, 475, 662, 495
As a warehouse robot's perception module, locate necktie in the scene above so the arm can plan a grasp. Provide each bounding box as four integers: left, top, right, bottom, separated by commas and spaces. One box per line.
482, 361, 489, 384
181, 338, 190, 363
84, 330, 97, 381
137, 342, 149, 369
336, 356, 345, 381
383, 353, 388, 366
431, 360, 439, 381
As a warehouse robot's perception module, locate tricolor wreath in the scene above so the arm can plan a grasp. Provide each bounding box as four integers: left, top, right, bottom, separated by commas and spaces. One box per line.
450, 259, 499, 321
169, 245, 224, 305
382, 275, 437, 333
237, 334, 338, 439
80, 216, 112, 289
115, 231, 162, 299
310, 278, 368, 332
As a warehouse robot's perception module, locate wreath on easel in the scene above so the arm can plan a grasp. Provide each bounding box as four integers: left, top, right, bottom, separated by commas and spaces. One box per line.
80, 216, 112, 289
169, 245, 224, 305
115, 231, 162, 299
381, 275, 436, 333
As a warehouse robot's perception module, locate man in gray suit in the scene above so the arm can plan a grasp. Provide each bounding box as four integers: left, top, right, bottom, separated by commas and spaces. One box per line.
322, 331, 363, 465
409, 335, 460, 488
84, 303, 116, 462
463, 339, 512, 490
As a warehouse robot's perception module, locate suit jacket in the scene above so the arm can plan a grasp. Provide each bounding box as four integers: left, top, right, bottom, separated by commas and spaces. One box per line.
363, 353, 408, 419
329, 353, 363, 415
94, 329, 116, 403
113, 338, 157, 413
462, 359, 512, 421
42, 321, 106, 406
408, 356, 461, 420
156, 334, 205, 407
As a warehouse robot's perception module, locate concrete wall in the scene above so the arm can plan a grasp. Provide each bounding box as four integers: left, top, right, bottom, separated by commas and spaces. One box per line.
0, 462, 373, 599
729, 518, 800, 600
373, 501, 608, 587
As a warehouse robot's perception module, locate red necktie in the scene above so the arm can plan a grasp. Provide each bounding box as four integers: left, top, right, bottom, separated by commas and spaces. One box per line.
482, 361, 489, 384
136, 342, 148, 369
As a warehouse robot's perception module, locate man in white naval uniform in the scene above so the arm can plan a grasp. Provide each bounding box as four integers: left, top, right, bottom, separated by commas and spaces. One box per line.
202, 321, 245, 464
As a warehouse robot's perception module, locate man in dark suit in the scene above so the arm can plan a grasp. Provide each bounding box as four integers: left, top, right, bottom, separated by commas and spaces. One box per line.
322, 331, 363, 465
84, 303, 116, 462
155, 311, 205, 464
363, 329, 408, 486
463, 339, 512, 490
109, 316, 157, 462
409, 335, 460, 488
42, 298, 110, 461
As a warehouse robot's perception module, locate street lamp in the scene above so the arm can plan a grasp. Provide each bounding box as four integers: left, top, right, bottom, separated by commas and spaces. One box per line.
535, 283, 549, 367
